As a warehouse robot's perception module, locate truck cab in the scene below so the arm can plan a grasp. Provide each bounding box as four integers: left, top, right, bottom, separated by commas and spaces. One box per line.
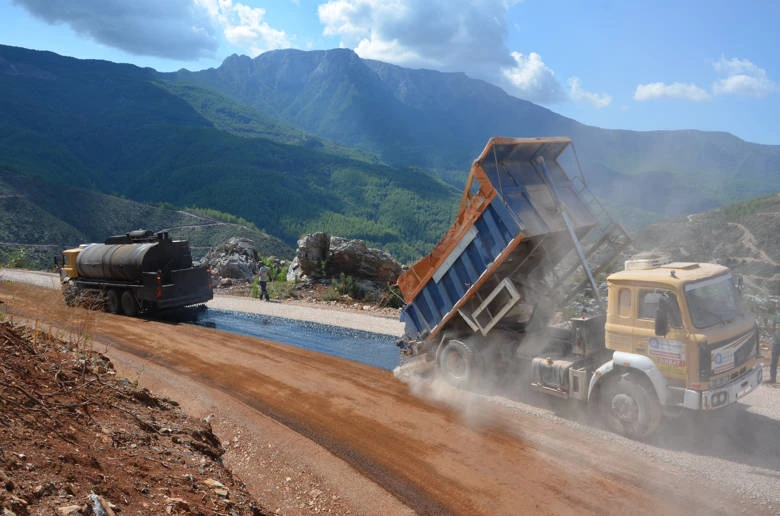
602, 259, 762, 413
59, 248, 82, 281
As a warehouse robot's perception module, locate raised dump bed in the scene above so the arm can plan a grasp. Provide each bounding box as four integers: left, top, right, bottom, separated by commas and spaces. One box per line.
397, 137, 603, 345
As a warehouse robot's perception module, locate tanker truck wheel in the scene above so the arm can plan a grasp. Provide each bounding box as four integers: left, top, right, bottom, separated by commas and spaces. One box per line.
62, 284, 79, 307
600, 373, 661, 440
437, 339, 481, 389
121, 290, 138, 317
104, 289, 120, 314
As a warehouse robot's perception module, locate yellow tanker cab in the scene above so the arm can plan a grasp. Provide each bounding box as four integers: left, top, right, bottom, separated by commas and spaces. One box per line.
60, 248, 82, 281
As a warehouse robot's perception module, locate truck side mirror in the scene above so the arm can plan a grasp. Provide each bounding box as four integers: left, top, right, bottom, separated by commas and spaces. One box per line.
655, 298, 670, 336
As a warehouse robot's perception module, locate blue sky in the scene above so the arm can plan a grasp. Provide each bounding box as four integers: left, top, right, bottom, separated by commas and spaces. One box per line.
1, 0, 778, 145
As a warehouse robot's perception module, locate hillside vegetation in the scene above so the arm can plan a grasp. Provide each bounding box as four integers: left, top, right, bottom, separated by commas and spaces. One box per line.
0, 168, 293, 269
2, 162, 777, 297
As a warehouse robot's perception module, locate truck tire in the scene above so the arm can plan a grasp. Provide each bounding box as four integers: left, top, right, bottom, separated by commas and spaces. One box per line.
121, 290, 138, 317
62, 284, 79, 307
104, 289, 120, 314
600, 373, 661, 440
437, 339, 481, 389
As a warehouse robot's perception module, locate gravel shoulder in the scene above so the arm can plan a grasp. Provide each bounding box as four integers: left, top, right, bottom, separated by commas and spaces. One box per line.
208, 293, 405, 337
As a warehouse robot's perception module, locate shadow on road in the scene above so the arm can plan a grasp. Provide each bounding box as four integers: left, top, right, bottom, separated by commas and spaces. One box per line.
647, 401, 780, 472
438, 369, 780, 473
524, 386, 780, 472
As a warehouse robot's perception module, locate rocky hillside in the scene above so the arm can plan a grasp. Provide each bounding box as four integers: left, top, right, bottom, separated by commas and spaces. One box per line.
633, 193, 780, 294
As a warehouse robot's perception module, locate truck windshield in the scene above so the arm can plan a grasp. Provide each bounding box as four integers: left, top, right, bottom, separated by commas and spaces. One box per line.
684, 274, 742, 329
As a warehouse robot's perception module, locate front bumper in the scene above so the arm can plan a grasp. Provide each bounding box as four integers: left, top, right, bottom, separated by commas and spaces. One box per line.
682, 364, 763, 410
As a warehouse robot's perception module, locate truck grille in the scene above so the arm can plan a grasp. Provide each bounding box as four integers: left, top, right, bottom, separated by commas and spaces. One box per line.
699, 327, 757, 381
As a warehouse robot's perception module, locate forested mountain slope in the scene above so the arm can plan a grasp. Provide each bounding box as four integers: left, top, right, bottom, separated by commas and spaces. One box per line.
0, 45, 458, 263
172, 48, 780, 227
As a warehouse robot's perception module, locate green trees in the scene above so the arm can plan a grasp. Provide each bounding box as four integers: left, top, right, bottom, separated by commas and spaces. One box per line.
3, 247, 33, 268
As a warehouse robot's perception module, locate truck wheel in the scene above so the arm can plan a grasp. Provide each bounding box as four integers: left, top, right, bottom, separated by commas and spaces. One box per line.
104, 289, 120, 314
437, 339, 480, 389
62, 285, 79, 307
121, 290, 138, 317
600, 374, 661, 440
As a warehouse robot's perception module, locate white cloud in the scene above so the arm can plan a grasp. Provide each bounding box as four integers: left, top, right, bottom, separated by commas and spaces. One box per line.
633, 82, 712, 102
12, 0, 292, 60
13, 0, 219, 60
195, 0, 292, 56
502, 52, 565, 104
354, 38, 426, 67
633, 56, 777, 104
317, 0, 567, 105
319, 0, 516, 69
319, 0, 377, 43
712, 56, 777, 98
568, 77, 611, 108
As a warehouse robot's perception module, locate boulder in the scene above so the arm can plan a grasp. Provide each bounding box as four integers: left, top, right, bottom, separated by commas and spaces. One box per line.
287, 233, 402, 284
327, 237, 402, 283
199, 237, 260, 280
295, 232, 330, 278
286, 256, 302, 282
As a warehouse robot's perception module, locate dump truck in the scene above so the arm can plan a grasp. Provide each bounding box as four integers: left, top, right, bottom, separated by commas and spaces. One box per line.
59, 230, 213, 316
396, 137, 762, 438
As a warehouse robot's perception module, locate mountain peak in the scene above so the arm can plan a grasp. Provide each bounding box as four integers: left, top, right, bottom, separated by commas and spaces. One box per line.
220, 53, 253, 70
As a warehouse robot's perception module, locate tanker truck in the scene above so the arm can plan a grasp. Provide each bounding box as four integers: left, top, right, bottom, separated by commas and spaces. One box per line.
395, 137, 762, 438
59, 230, 213, 316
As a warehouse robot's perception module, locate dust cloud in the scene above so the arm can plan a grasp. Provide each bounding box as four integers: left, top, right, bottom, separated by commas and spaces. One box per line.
392, 341, 583, 434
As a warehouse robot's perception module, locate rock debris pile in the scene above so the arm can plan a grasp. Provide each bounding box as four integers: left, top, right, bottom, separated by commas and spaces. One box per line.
0, 322, 268, 515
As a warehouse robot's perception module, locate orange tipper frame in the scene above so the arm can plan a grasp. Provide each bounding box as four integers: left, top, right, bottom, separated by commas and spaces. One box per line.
397, 136, 575, 304
397, 137, 536, 304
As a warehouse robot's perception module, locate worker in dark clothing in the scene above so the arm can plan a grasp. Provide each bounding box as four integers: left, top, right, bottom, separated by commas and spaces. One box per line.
770, 306, 780, 383
255, 264, 271, 301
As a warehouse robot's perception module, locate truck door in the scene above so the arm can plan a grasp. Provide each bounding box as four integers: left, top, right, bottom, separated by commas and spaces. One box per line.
635, 289, 688, 380
605, 286, 635, 352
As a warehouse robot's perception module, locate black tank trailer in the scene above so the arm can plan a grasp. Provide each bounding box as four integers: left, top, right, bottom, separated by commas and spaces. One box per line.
59, 230, 213, 316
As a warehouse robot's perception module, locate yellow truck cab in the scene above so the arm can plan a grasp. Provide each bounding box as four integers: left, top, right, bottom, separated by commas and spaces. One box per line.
59, 248, 82, 281
602, 258, 762, 413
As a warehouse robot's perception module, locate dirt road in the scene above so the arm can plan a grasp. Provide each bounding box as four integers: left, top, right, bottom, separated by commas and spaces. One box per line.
1, 278, 777, 515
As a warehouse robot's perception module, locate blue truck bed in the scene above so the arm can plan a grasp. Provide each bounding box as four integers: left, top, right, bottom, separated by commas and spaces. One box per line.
397, 137, 601, 344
